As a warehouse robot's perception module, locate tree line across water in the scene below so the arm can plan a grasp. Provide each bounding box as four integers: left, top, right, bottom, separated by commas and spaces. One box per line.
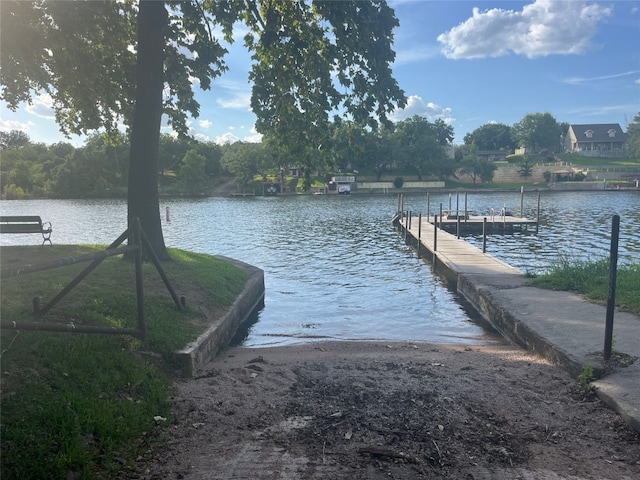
5, 111, 638, 199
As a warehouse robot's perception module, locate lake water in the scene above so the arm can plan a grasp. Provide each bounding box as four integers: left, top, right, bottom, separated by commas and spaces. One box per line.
1, 190, 638, 347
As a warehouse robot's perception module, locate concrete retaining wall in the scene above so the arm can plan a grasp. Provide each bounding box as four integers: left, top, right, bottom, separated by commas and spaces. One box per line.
176, 256, 265, 376
456, 274, 586, 378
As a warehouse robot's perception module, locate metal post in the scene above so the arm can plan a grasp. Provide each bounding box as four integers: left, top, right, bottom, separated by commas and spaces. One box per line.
418, 213, 422, 254
482, 217, 487, 253
439, 203, 443, 229
520, 186, 524, 218
604, 215, 620, 360
457, 215, 461, 239
433, 215, 438, 252
426, 193, 430, 223
464, 192, 468, 224
456, 191, 459, 218
536, 192, 541, 234
503, 203, 506, 230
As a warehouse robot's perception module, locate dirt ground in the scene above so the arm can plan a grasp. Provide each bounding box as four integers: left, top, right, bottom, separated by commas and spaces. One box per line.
128, 341, 639, 480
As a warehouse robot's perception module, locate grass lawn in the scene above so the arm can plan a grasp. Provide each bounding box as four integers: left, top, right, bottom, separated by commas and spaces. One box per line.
0, 245, 248, 480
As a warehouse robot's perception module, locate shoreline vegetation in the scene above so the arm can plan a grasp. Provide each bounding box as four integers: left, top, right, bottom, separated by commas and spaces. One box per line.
2, 151, 639, 200
1, 246, 639, 478
528, 258, 640, 315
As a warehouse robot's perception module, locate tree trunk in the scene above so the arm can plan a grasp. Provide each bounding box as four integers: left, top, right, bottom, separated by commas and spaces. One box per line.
127, 0, 170, 261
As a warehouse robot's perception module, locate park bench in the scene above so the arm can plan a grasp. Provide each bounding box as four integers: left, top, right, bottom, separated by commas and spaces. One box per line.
0, 216, 52, 245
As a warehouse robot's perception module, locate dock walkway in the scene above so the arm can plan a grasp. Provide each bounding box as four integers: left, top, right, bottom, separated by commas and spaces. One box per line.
395, 212, 640, 434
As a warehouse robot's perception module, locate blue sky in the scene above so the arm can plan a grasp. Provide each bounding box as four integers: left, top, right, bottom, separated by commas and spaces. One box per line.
1, 0, 639, 146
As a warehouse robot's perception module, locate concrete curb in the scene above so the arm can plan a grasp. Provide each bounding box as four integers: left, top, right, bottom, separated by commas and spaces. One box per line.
456, 274, 589, 379
593, 361, 640, 433
176, 256, 264, 376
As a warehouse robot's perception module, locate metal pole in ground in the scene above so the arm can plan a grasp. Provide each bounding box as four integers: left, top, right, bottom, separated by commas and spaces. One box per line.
439, 203, 443, 229
520, 186, 524, 218
457, 215, 461, 239
482, 217, 487, 253
604, 214, 620, 360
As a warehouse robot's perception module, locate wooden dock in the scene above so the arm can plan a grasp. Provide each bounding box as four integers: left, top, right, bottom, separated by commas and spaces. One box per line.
393, 212, 523, 280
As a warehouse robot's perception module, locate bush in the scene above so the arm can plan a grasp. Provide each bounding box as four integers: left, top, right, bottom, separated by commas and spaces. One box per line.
2, 184, 26, 199
393, 176, 404, 188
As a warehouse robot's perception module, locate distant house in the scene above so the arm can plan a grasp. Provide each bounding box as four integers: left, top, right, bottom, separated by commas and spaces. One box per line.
476, 150, 508, 162
564, 124, 627, 158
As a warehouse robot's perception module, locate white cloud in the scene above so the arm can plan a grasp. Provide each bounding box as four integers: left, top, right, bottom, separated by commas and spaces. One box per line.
199, 119, 212, 128
214, 78, 252, 110
565, 103, 640, 117
390, 95, 454, 124
243, 127, 262, 143
394, 45, 440, 66
194, 132, 210, 142
437, 0, 612, 59
25, 94, 55, 119
0, 118, 35, 132
562, 70, 640, 85
217, 93, 251, 110
215, 132, 239, 145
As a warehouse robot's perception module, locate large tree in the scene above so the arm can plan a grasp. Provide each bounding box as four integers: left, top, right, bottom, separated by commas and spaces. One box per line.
391, 115, 453, 181
463, 123, 515, 151
1, 0, 406, 259
512, 112, 563, 153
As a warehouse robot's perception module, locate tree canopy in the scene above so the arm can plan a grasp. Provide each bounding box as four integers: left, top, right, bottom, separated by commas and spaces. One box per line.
390, 116, 454, 181
511, 112, 563, 153
1, 0, 406, 258
463, 123, 515, 151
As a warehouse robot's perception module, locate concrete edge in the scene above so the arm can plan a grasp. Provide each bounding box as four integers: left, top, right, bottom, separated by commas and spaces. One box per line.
593, 361, 640, 433
456, 273, 592, 379
176, 255, 265, 376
